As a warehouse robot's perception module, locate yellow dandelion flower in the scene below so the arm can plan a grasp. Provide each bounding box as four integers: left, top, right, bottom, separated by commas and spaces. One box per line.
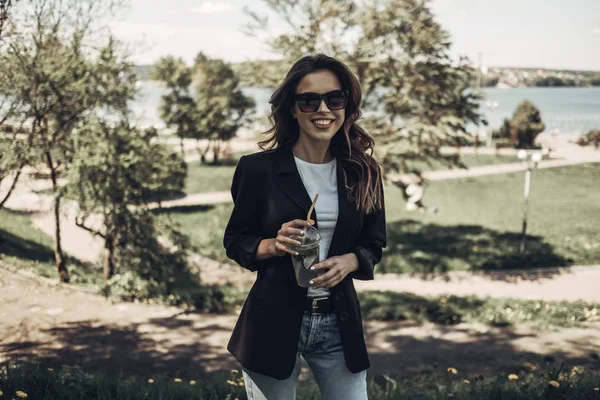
190, 380, 196, 385
47, 368, 53, 372
447, 367, 458, 375
174, 378, 182, 383
231, 369, 239, 374
16, 392, 28, 399
227, 380, 237, 386
508, 374, 519, 381
594, 387, 599, 391
148, 379, 154, 384
463, 379, 470, 384
0, 390, 3, 396
548, 380, 560, 388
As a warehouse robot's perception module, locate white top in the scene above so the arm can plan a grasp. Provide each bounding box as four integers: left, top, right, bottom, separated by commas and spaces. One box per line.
294, 156, 339, 298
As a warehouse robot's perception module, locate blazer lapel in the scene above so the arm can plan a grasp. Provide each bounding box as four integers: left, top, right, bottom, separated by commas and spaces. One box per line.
327, 160, 360, 258
273, 146, 315, 222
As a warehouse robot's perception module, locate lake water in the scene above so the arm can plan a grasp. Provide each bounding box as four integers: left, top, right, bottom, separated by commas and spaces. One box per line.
132, 83, 600, 137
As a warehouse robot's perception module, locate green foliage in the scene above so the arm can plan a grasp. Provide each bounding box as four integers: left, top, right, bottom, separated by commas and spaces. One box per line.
245, 0, 485, 176
0, 363, 237, 399
69, 119, 186, 207
151, 53, 255, 162
534, 76, 576, 87
150, 56, 196, 150
0, 0, 137, 280
66, 115, 189, 284
231, 59, 288, 88
0, 0, 15, 38
194, 53, 255, 144
510, 100, 545, 148
3, 360, 600, 400
577, 130, 600, 147
492, 101, 545, 148
359, 291, 600, 329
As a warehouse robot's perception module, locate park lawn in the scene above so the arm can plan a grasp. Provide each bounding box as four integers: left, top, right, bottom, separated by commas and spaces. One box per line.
381, 162, 600, 273
0, 209, 101, 285
184, 162, 237, 194
407, 152, 525, 172
182, 153, 523, 195
168, 163, 600, 273
3, 360, 600, 400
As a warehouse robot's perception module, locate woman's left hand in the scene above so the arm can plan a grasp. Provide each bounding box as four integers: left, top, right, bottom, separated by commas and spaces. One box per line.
310, 253, 359, 289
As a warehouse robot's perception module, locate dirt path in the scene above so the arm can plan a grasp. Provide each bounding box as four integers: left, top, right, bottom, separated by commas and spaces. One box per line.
1, 264, 599, 381
198, 261, 600, 302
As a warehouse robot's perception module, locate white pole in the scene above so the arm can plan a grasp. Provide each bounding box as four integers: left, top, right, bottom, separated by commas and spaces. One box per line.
520, 168, 532, 253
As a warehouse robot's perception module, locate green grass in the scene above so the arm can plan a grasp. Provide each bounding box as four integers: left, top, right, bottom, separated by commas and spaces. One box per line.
359, 291, 600, 330
407, 153, 528, 172
381, 163, 600, 273
158, 205, 233, 263
168, 163, 600, 274
0, 209, 101, 286
2, 361, 600, 400
184, 162, 237, 194
158, 284, 600, 330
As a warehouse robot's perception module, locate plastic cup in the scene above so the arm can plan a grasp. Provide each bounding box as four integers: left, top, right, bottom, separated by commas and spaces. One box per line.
288, 225, 322, 288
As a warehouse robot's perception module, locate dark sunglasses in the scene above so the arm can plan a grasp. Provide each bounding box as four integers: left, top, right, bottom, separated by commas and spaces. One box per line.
294, 90, 349, 113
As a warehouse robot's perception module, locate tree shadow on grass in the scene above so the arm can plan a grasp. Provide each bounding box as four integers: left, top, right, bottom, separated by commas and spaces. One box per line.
3, 313, 599, 383
0, 228, 55, 263
149, 204, 216, 215
365, 319, 600, 382
1, 317, 238, 380
382, 219, 573, 281
0, 210, 95, 272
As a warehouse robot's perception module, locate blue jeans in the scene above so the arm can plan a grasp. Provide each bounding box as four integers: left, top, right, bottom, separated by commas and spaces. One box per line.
242, 311, 368, 400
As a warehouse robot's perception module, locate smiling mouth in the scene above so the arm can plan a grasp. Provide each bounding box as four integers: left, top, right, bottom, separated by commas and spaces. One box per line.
311, 119, 335, 129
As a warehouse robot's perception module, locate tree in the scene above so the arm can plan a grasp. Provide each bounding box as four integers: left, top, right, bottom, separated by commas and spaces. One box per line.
193, 53, 255, 163
68, 118, 187, 280
0, 0, 134, 281
244, 0, 485, 179
150, 56, 196, 155
0, 0, 17, 38
152, 53, 255, 164
510, 101, 545, 148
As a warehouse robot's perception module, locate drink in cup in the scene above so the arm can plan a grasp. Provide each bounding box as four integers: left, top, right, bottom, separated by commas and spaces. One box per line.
289, 225, 322, 288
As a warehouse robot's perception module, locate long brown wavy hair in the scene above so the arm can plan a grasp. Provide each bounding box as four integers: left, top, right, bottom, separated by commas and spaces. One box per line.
258, 54, 383, 214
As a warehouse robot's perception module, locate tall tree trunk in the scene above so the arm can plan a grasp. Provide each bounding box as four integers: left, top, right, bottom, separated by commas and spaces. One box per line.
201, 139, 212, 164
0, 163, 24, 209
45, 149, 69, 283
212, 140, 221, 164
179, 129, 185, 156
0, 121, 36, 209
104, 233, 115, 280
195, 138, 203, 165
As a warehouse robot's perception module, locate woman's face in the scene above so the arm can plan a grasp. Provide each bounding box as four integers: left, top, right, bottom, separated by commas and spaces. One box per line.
292, 70, 346, 145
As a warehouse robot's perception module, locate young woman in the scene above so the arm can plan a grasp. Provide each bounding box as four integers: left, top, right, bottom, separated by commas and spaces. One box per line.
223, 54, 386, 400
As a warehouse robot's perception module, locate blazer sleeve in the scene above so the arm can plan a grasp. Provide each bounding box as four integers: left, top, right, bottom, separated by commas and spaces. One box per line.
223, 155, 265, 272
350, 183, 387, 281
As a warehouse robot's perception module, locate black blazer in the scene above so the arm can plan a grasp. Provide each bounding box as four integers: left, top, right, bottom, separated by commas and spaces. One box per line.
223, 145, 386, 380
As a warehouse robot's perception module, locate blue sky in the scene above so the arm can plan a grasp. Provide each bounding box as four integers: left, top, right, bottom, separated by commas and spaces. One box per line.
113, 0, 600, 71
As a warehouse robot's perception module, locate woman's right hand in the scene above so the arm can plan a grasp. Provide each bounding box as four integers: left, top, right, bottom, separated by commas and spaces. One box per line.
271, 219, 312, 257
